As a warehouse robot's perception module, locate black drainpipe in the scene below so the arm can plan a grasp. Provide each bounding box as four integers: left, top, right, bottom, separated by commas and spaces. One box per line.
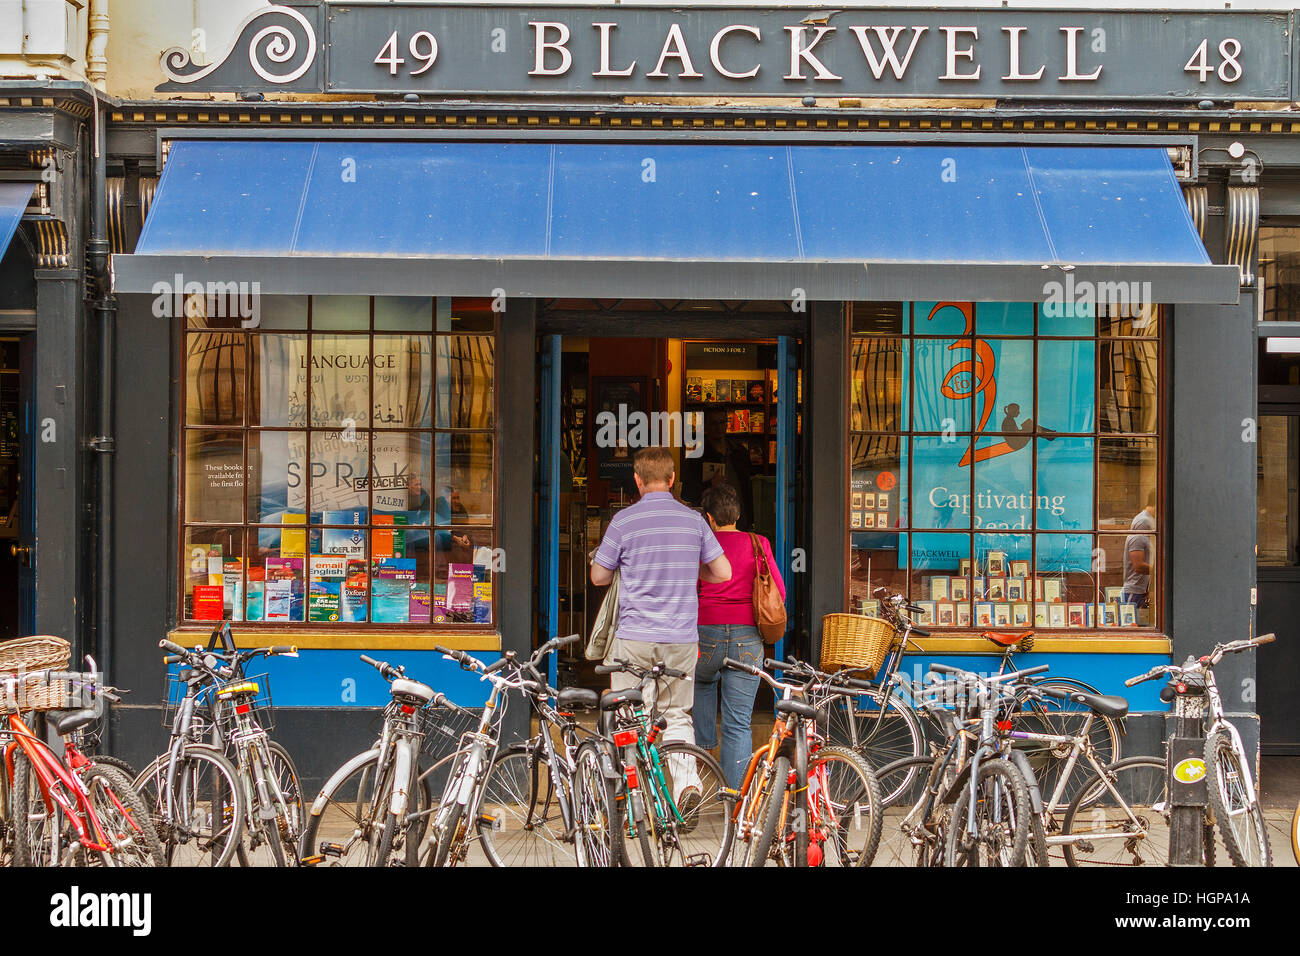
85, 94, 115, 734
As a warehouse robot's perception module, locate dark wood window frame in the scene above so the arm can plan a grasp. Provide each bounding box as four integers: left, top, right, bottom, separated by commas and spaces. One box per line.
845, 301, 1166, 636
178, 295, 499, 631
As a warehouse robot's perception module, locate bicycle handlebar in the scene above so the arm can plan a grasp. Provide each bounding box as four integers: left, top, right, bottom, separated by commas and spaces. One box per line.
360, 654, 405, 681
596, 658, 690, 681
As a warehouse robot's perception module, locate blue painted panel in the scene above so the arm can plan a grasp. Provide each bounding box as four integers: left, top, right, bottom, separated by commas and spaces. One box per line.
894, 652, 1171, 712
185, 649, 501, 708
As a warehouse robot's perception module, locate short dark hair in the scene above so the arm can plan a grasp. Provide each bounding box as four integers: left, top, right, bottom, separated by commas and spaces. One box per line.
702, 483, 741, 527
633, 446, 675, 485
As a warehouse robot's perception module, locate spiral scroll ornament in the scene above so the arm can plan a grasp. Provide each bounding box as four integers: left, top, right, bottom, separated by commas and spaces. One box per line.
160, 5, 318, 86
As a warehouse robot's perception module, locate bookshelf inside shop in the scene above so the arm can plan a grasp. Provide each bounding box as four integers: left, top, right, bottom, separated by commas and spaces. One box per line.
682, 344, 781, 476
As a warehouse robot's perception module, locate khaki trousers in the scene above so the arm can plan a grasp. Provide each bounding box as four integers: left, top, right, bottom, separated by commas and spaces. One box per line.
606, 636, 698, 746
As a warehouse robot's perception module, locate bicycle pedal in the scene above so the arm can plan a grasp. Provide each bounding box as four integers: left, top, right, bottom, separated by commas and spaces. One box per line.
479, 813, 503, 831
300, 854, 325, 866
319, 841, 344, 858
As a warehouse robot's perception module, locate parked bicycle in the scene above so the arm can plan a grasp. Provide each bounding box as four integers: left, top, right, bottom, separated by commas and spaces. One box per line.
727, 656, 883, 868
593, 657, 733, 867
2, 660, 163, 867
879, 663, 1044, 867
999, 679, 1170, 866
1127, 633, 1274, 867
134, 633, 299, 866
302, 653, 479, 867
828, 588, 1121, 807
420, 634, 586, 867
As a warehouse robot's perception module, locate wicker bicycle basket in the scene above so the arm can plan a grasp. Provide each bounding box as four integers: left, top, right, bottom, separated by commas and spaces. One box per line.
0, 637, 72, 712
0, 636, 71, 672
820, 614, 900, 677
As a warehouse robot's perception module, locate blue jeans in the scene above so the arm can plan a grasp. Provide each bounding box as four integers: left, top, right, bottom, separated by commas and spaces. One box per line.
694, 624, 762, 790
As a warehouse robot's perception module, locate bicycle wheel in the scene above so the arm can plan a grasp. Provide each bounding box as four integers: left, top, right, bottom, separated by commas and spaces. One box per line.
477, 745, 574, 867
809, 746, 884, 867
237, 741, 303, 868
82, 765, 165, 867
572, 741, 621, 868
1014, 681, 1121, 810
1060, 756, 1169, 867
945, 759, 1033, 867
824, 689, 924, 802
743, 754, 791, 867
89, 754, 140, 781
133, 745, 243, 867
301, 751, 409, 867
651, 741, 733, 867
12, 749, 71, 866
1206, 731, 1272, 867
873, 755, 945, 866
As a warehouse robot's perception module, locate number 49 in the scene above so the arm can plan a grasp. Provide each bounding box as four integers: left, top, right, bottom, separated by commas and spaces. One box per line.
1184, 38, 1242, 83
374, 30, 439, 77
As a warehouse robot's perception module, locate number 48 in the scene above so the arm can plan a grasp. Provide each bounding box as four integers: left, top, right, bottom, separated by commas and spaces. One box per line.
374, 30, 439, 77
1184, 38, 1242, 83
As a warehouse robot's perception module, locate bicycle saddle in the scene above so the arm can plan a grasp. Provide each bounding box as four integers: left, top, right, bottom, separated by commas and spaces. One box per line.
599, 688, 643, 711
556, 687, 599, 712
48, 705, 98, 736
1065, 690, 1129, 720
983, 630, 1034, 648
774, 698, 818, 720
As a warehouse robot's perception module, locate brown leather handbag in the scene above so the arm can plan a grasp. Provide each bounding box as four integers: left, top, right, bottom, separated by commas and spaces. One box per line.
749, 533, 787, 644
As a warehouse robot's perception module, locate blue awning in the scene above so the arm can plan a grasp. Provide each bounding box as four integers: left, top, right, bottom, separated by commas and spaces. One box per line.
0, 182, 34, 260
115, 140, 1237, 303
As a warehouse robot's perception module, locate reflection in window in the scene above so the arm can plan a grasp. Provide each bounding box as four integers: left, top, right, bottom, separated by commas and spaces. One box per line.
1257, 415, 1299, 567
181, 297, 496, 627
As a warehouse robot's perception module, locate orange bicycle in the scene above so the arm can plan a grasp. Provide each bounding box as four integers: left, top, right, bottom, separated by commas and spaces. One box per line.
727, 657, 883, 867
2, 661, 163, 867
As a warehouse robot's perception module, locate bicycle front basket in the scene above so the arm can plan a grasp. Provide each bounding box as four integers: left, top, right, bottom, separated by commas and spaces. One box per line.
820, 614, 899, 677
211, 673, 274, 735
420, 701, 480, 763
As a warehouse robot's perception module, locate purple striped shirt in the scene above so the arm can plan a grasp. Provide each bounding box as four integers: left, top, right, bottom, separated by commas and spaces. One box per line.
592, 492, 724, 644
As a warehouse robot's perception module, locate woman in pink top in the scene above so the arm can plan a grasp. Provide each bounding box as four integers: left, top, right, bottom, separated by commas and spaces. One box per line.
694, 484, 787, 788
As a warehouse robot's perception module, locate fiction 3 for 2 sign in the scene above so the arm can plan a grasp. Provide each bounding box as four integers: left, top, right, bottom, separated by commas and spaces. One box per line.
159, 4, 1293, 101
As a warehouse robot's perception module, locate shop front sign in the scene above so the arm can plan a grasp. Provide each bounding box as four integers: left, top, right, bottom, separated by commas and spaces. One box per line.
158, 2, 1294, 101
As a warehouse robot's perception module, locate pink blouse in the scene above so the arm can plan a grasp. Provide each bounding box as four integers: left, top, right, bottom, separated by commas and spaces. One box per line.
698, 531, 787, 626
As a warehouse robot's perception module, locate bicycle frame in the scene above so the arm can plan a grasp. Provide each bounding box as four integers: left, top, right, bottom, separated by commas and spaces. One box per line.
5, 715, 112, 856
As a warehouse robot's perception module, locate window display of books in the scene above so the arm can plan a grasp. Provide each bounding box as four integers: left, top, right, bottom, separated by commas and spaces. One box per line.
191, 509, 495, 626
904, 571, 1145, 630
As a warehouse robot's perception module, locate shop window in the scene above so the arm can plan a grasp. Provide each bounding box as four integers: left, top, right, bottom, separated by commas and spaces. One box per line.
1261, 226, 1300, 322
181, 296, 497, 628
848, 302, 1162, 633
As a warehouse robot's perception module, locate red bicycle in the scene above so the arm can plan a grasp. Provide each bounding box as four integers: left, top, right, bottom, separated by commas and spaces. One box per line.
2, 661, 163, 867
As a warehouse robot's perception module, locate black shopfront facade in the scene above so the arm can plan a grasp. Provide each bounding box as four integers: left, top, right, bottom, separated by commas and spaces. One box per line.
84, 3, 1297, 785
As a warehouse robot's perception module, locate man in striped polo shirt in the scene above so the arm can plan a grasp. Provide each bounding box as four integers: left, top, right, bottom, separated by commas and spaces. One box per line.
590, 446, 732, 752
